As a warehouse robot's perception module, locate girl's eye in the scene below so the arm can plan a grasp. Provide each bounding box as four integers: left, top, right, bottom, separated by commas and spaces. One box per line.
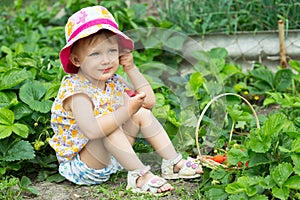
89, 52, 99, 56
109, 49, 118, 54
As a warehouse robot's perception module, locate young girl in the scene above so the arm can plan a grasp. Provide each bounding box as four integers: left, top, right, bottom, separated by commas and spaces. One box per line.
49, 5, 202, 195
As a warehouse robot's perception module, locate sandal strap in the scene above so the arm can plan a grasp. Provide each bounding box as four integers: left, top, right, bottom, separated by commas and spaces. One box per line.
162, 153, 182, 166
128, 165, 151, 177
141, 176, 167, 193
178, 157, 201, 176
161, 153, 182, 174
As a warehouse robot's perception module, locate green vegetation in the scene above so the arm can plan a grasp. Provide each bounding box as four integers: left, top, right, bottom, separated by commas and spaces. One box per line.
156, 0, 300, 34
0, 0, 300, 199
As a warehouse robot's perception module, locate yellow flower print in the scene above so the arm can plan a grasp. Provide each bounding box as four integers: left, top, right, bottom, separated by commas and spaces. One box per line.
107, 106, 114, 112
108, 82, 115, 90
71, 130, 77, 138
74, 147, 79, 153
54, 103, 63, 111
70, 119, 75, 125
94, 109, 100, 116
67, 21, 74, 37
58, 127, 64, 135
67, 140, 72, 145
57, 117, 63, 123
116, 91, 122, 97
102, 9, 110, 18
59, 151, 64, 157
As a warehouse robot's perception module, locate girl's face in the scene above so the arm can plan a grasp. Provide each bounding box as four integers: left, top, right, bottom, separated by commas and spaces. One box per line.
71, 33, 119, 89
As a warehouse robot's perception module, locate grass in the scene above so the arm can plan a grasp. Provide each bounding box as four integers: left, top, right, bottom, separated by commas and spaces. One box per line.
155, 0, 300, 34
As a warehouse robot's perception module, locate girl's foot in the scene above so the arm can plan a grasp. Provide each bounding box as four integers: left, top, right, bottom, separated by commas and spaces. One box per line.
127, 166, 173, 195
136, 171, 174, 193
161, 153, 203, 179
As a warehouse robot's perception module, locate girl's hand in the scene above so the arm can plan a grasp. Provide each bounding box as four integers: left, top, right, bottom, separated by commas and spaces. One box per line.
124, 92, 146, 115
119, 49, 135, 72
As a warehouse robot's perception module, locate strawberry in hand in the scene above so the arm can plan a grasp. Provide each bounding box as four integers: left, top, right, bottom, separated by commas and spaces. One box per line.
124, 88, 136, 97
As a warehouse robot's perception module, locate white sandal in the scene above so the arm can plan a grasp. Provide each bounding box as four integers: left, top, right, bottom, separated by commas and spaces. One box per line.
126, 165, 171, 196
161, 153, 202, 179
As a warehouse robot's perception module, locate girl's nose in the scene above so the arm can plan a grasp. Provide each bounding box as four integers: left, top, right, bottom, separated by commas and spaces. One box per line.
101, 53, 110, 64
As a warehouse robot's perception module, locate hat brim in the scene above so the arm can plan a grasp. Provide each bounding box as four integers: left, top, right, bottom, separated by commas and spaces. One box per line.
60, 24, 134, 74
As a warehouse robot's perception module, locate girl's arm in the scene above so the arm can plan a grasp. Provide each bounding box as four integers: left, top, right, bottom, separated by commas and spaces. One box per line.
65, 92, 145, 140
119, 52, 156, 109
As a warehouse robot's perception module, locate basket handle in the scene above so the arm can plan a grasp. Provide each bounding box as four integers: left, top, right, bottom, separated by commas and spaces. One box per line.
195, 93, 260, 156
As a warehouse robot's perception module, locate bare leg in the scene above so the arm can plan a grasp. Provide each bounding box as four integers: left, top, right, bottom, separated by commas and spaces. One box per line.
124, 108, 203, 174
79, 127, 173, 193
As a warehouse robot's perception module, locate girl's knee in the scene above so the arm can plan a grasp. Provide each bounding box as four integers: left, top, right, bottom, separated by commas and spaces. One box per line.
131, 107, 152, 123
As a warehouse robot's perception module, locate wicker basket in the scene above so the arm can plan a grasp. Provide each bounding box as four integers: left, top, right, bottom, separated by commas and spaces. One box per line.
195, 93, 260, 169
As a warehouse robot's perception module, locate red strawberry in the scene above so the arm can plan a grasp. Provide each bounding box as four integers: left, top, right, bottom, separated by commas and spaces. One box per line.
212, 155, 226, 163
125, 89, 136, 97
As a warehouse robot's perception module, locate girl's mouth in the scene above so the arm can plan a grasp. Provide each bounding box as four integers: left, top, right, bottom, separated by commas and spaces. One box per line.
100, 67, 112, 73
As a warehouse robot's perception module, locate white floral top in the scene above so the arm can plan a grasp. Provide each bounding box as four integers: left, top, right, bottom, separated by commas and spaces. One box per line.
49, 73, 129, 163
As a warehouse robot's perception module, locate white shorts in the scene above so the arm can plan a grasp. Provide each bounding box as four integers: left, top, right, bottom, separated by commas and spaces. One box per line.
59, 154, 123, 185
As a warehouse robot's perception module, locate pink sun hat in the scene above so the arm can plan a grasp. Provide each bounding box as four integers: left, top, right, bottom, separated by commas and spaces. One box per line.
60, 6, 134, 73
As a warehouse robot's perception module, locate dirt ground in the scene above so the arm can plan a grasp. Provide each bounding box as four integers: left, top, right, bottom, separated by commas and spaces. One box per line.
22, 176, 200, 200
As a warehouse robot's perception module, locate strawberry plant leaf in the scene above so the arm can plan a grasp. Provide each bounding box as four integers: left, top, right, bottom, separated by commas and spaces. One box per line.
250, 67, 274, 89
19, 81, 52, 113
271, 162, 293, 187
284, 175, 300, 190
12, 123, 28, 138
272, 186, 289, 200
4, 140, 35, 161
0, 126, 13, 139
227, 148, 248, 165
273, 69, 293, 92
205, 188, 228, 200
289, 59, 300, 73
0, 92, 11, 108
0, 108, 14, 125
13, 103, 33, 120
291, 153, 300, 176
247, 128, 272, 153
225, 176, 257, 196
291, 138, 300, 153
0, 69, 32, 91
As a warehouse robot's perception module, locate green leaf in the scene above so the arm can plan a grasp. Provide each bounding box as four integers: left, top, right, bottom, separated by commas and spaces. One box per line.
250, 67, 274, 89
225, 176, 257, 196
273, 69, 293, 92
227, 148, 248, 165
291, 153, 300, 176
0, 69, 32, 91
0, 126, 13, 139
284, 175, 300, 190
165, 34, 186, 51
205, 188, 227, 200
247, 128, 272, 153
271, 162, 293, 187
19, 81, 52, 113
0, 108, 14, 125
263, 113, 286, 138
272, 186, 289, 200
12, 123, 29, 138
13, 103, 33, 120
210, 47, 228, 59
4, 140, 35, 161
289, 59, 300, 73
0, 92, 11, 108
250, 194, 269, 200
291, 138, 300, 153
189, 72, 204, 91
19, 176, 39, 195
